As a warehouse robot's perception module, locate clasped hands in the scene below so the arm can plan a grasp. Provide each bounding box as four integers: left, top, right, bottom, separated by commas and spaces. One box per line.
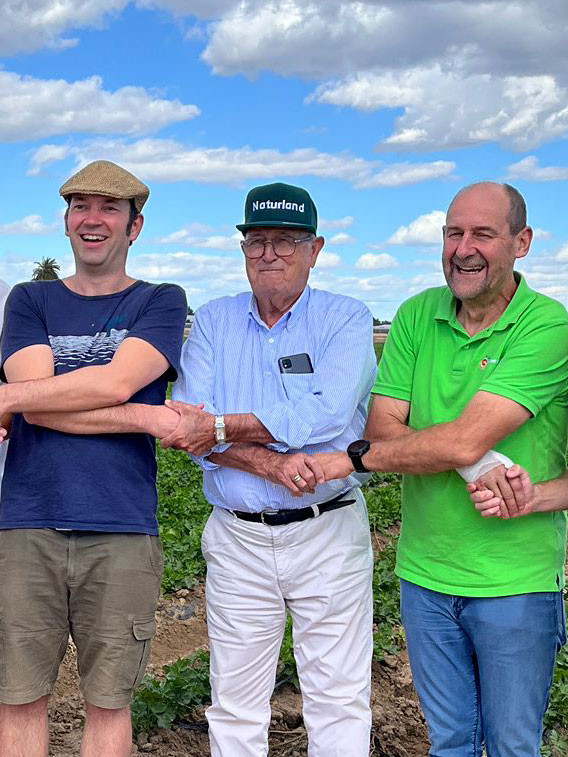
159, 400, 216, 455
468, 464, 535, 519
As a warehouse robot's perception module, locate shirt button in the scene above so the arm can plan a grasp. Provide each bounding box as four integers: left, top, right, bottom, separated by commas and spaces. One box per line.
268, 337, 274, 344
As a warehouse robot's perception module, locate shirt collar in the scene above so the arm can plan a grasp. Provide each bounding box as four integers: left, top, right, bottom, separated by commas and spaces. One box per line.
435, 273, 536, 335
248, 285, 311, 331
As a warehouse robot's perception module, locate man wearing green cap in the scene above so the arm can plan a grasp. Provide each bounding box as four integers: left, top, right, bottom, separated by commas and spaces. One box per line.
0, 161, 187, 757
162, 182, 377, 756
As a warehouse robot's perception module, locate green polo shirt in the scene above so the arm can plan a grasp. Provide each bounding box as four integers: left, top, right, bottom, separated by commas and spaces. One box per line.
373, 275, 568, 596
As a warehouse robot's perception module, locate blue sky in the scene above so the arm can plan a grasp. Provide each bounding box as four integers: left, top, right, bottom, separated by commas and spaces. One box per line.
1, 0, 567, 318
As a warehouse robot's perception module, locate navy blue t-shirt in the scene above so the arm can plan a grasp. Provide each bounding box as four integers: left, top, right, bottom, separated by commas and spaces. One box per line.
0, 279, 187, 534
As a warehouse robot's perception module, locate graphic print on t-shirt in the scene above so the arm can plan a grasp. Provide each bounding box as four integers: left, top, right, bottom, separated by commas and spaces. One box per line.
49, 328, 128, 369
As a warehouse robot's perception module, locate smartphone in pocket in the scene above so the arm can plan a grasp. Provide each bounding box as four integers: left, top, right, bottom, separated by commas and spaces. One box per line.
278, 353, 314, 374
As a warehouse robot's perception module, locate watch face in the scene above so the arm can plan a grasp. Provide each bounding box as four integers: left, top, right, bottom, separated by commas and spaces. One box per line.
348, 440, 370, 456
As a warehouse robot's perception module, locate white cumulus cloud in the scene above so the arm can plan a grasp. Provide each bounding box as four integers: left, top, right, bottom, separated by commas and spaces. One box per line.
312, 68, 568, 152
29, 138, 455, 189
388, 210, 446, 246
156, 231, 240, 251
0, 71, 199, 143
329, 233, 355, 245
317, 252, 342, 268
355, 253, 399, 270
507, 156, 568, 182
0, 215, 60, 235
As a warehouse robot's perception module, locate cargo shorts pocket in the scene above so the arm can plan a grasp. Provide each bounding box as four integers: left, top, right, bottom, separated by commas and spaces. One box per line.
114, 616, 156, 693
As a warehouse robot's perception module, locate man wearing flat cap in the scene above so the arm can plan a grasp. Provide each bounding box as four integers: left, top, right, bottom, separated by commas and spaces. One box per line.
162, 182, 377, 756
0, 160, 187, 757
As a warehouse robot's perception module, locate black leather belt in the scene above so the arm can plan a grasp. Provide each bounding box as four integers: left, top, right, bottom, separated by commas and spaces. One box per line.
231, 491, 356, 527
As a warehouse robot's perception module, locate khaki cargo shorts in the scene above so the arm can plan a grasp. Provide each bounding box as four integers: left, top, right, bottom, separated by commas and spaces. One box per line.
0, 529, 163, 708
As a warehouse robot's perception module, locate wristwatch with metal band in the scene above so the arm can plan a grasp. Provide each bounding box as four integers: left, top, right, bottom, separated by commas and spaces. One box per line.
214, 415, 226, 443
347, 439, 371, 473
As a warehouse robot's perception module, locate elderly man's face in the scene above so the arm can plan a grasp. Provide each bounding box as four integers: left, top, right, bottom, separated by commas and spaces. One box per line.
244, 228, 323, 301
442, 184, 526, 303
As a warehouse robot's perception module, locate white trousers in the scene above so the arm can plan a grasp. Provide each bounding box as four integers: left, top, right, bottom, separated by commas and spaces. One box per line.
202, 489, 374, 757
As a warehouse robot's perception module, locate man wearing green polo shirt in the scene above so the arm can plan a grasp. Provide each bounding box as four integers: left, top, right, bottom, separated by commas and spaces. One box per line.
319, 181, 568, 757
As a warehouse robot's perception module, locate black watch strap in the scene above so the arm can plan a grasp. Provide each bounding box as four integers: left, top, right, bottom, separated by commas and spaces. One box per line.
347, 439, 371, 473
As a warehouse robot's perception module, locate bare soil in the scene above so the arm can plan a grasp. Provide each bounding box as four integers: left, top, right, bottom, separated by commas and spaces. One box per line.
48, 584, 428, 756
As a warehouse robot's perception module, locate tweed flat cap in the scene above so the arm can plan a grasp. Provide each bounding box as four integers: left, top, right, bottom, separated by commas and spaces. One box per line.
59, 160, 149, 212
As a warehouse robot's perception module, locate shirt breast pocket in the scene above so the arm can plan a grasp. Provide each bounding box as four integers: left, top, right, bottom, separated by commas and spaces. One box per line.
280, 373, 315, 404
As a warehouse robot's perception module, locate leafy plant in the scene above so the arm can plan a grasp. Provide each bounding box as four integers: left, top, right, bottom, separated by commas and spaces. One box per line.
156, 446, 211, 592
366, 472, 402, 532
276, 615, 300, 689
372, 539, 404, 660
543, 630, 568, 754
132, 650, 211, 734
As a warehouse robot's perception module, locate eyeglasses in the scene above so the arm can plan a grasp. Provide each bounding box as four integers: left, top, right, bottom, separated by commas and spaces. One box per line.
240, 235, 313, 259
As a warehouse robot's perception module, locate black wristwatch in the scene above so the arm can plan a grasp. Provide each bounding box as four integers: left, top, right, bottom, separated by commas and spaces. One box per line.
347, 439, 371, 473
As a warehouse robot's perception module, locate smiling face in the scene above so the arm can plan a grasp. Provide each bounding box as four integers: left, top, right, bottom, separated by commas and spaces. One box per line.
442, 184, 530, 304
65, 194, 143, 273
244, 227, 323, 303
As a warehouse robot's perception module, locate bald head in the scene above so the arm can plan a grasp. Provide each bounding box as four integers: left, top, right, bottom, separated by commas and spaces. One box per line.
448, 182, 527, 236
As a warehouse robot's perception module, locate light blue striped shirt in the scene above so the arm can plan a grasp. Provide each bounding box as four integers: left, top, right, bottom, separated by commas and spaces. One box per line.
173, 285, 377, 512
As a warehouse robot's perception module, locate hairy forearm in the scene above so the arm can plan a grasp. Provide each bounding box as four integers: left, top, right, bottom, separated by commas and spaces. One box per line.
532, 473, 568, 513
1, 364, 133, 415
225, 413, 276, 445
363, 420, 484, 474
25, 403, 179, 438
209, 443, 280, 477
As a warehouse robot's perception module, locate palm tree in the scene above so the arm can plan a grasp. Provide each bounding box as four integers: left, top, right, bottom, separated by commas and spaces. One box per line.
31, 257, 60, 281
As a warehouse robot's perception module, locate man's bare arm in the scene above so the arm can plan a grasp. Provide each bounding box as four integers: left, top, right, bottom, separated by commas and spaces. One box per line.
365, 395, 412, 441
4, 343, 178, 437
1, 337, 170, 414
26, 404, 179, 438
319, 390, 530, 479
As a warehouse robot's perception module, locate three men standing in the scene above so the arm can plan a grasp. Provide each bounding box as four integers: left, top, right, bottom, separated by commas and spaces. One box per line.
1, 168, 566, 757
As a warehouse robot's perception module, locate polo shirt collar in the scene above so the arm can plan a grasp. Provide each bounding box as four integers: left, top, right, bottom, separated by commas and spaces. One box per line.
435, 273, 535, 336
248, 284, 311, 331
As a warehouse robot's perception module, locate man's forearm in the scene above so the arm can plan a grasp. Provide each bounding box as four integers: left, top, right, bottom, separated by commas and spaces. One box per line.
209, 443, 279, 477
24, 404, 179, 438
1, 364, 132, 415
362, 424, 476, 474
532, 473, 568, 513
225, 414, 276, 444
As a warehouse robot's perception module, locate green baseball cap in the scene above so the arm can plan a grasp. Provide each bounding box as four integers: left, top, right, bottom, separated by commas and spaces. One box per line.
236, 182, 318, 234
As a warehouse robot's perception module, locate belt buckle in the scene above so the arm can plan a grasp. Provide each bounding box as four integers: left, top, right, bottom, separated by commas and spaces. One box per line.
260, 509, 279, 525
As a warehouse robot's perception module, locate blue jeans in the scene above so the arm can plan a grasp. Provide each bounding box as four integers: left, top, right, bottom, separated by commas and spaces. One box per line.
400, 579, 566, 757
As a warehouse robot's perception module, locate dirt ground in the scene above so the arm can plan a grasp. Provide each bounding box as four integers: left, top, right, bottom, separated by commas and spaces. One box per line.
48, 584, 428, 756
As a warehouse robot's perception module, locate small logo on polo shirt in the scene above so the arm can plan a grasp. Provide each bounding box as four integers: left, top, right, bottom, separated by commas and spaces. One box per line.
480, 357, 499, 370
252, 200, 305, 213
